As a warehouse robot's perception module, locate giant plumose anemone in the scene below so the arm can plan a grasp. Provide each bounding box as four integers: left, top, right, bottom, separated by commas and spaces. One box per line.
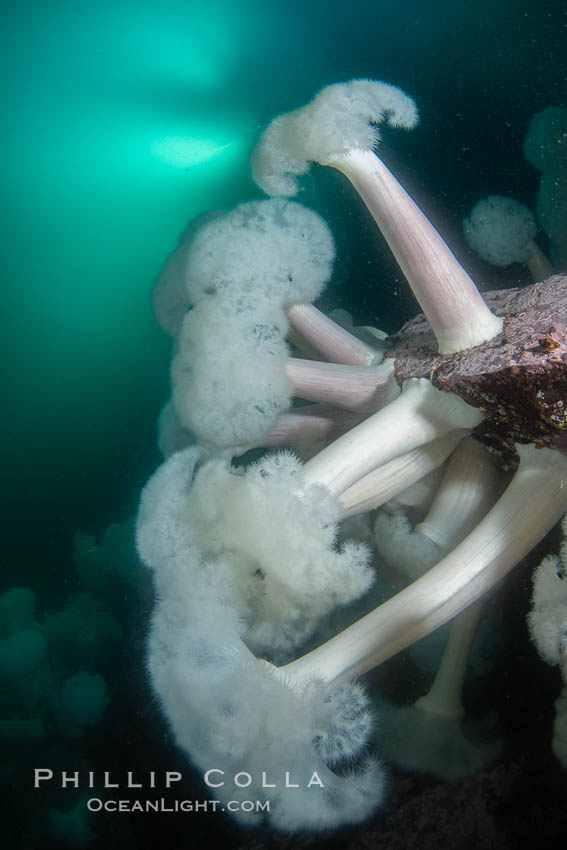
137, 80, 567, 832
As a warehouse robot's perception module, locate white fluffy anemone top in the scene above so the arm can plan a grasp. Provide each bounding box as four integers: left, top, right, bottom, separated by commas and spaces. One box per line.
136, 447, 384, 830
252, 79, 418, 197
170, 199, 335, 452
528, 514, 567, 673
528, 515, 567, 769
184, 198, 335, 305
137, 447, 374, 660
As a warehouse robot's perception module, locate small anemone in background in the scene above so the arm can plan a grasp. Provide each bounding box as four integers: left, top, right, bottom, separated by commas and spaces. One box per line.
72, 519, 151, 605
0, 587, 40, 636
463, 195, 553, 281
48, 792, 97, 848
0, 628, 48, 681
523, 105, 567, 270
56, 671, 110, 737
44, 593, 122, 673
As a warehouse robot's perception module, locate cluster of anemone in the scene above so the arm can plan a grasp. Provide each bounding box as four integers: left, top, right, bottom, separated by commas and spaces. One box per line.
139, 80, 567, 832
0, 586, 114, 743
0, 587, 112, 844
0, 532, 135, 847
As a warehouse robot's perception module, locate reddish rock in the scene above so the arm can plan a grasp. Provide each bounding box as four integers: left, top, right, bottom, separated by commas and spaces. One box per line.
388, 275, 567, 452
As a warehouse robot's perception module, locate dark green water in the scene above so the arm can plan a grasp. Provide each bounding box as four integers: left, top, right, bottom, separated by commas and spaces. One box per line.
2, 1, 566, 847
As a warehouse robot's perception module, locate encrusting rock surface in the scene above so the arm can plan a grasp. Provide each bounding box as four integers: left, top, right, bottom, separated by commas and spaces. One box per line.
389, 275, 567, 454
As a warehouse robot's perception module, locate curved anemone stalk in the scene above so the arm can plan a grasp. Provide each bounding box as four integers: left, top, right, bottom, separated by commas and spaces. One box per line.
328, 150, 503, 354
375, 599, 500, 781
414, 436, 506, 550
410, 440, 504, 720
303, 378, 484, 497
415, 601, 483, 722
338, 430, 467, 518
285, 303, 382, 366
260, 404, 361, 450
278, 444, 567, 687
285, 357, 399, 412
525, 239, 555, 282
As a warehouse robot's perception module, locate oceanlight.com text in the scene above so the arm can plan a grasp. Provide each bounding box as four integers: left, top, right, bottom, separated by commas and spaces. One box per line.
86, 797, 271, 814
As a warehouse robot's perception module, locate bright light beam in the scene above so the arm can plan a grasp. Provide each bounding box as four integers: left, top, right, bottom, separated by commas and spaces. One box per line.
151, 135, 234, 167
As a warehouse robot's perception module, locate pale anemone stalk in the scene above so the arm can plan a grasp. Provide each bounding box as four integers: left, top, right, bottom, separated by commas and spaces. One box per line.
373, 439, 507, 779
285, 357, 398, 413
285, 302, 381, 366
302, 378, 484, 497
260, 404, 361, 453
339, 430, 467, 519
